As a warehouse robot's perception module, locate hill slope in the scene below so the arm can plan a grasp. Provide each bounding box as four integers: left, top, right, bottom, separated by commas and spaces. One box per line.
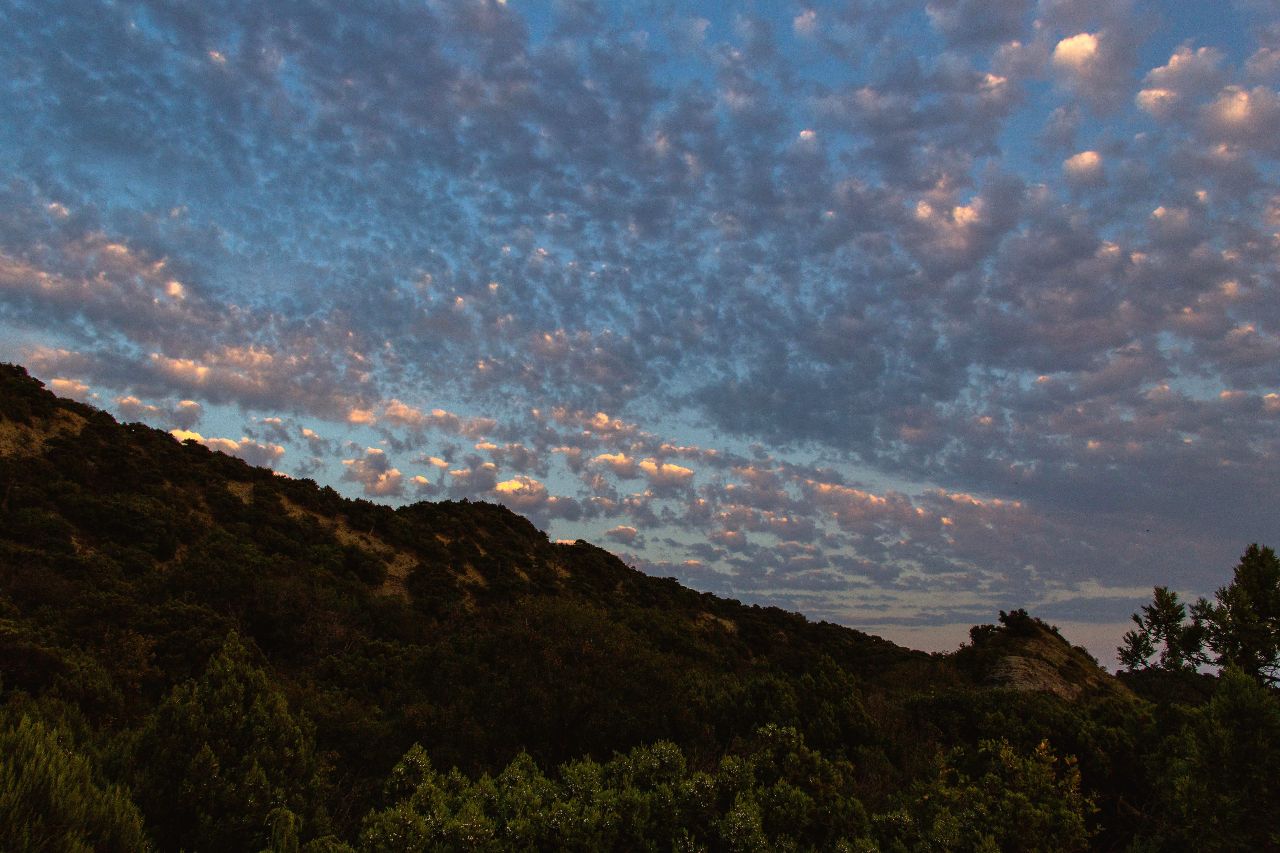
4, 362, 1236, 852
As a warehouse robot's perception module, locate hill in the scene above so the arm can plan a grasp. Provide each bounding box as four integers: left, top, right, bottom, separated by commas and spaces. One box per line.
1, 362, 1273, 851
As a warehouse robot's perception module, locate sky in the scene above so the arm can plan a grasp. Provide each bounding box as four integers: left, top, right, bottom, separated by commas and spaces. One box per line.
2, 0, 1279, 664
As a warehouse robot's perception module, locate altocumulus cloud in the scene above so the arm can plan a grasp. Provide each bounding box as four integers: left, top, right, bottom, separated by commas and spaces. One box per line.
2, 0, 1280, 660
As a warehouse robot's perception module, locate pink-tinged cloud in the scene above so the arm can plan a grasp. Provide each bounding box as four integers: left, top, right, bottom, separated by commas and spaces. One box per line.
447, 462, 499, 493
170, 429, 286, 469
116, 395, 160, 420
342, 447, 404, 497
493, 475, 548, 508
173, 400, 203, 429
605, 525, 640, 544
49, 377, 91, 400
383, 399, 496, 438
593, 451, 639, 478
638, 458, 695, 487
1136, 45, 1224, 121
547, 407, 639, 437
1063, 150, 1103, 183
1052, 32, 1100, 73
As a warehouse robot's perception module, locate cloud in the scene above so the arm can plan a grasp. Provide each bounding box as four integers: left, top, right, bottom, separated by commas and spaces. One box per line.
1063, 149, 1103, 183
118, 394, 203, 429
301, 427, 335, 456
927, 0, 1030, 47
1246, 46, 1280, 83
593, 451, 638, 478
548, 408, 639, 438
605, 524, 639, 544
638, 458, 695, 488
493, 475, 548, 507
409, 473, 440, 496
170, 430, 286, 469
342, 448, 404, 497
173, 400, 203, 429
1052, 32, 1100, 72
383, 400, 496, 438
5, 0, 1280, 655
1050, 28, 1140, 110
116, 395, 160, 420
491, 474, 583, 524
1135, 45, 1225, 121
1202, 86, 1280, 154
792, 9, 818, 38
48, 378, 92, 401
446, 462, 499, 495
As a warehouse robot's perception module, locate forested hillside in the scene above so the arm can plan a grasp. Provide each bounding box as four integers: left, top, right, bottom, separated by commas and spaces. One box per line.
1, 363, 1276, 851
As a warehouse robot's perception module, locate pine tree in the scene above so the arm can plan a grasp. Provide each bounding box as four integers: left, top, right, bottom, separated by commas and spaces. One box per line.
1195, 544, 1280, 684
131, 631, 327, 851
1120, 545, 1280, 684
1118, 586, 1205, 672
1149, 668, 1280, 850
0, 713, 151, 852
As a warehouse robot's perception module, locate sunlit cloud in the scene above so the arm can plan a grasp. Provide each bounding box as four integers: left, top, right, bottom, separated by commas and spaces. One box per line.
170, 429, 286, 469
1063, 149, 1103, 183
1052, 32, 1099, 73
342, 448, 404, 497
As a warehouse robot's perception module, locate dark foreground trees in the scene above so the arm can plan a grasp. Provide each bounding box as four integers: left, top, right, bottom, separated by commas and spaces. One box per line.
360, 727, 1093, 853
129, 632, 331, 852
1117, 544, 1280, 851
1147, 668, 1280, 851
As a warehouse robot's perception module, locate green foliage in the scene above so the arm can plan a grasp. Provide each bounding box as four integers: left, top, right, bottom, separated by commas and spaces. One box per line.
1138, 668, 1280, 851
880, 738, 1093, 853
361, 727, 873, 852
0, 712, 151, 852
130, 632, 328, 851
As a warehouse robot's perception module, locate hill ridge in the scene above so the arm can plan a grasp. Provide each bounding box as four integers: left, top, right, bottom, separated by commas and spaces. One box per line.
1, 361, 1155, 850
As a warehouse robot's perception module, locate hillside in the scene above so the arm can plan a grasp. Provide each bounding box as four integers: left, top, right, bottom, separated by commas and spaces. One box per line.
1, 362, 1273, 852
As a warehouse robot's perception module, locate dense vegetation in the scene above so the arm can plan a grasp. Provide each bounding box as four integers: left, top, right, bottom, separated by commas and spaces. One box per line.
1, 363, 1276, 851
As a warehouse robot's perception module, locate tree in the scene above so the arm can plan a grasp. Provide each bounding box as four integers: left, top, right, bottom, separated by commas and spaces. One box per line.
1118, 587, 1205, 673
131, 631, 328, 851
360, 728, 875, 852
0, 712, 152, 852
1142, 668, 1280, 851
1119, 544, 1280, 685
879, 738, 1094, 853
1195, 544, 1280, 684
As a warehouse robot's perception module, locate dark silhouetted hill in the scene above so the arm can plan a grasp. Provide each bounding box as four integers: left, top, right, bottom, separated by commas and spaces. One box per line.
3, 362, 1268, 852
